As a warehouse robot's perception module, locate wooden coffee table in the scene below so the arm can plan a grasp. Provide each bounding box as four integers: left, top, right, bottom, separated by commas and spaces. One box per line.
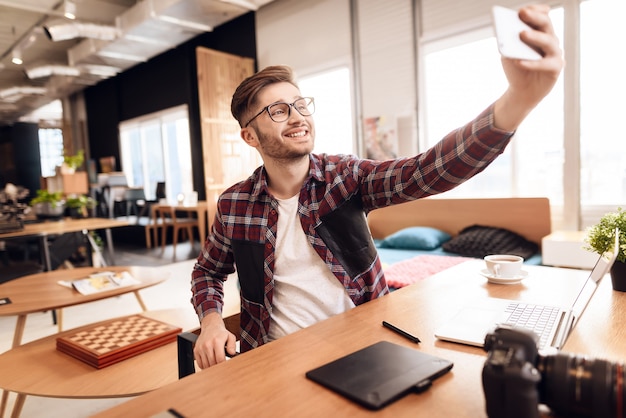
0, 266, 169, 349
0, 309, 198, 418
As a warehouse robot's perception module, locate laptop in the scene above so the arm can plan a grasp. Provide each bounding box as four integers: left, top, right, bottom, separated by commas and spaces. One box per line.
435, 229, 619, 351
306, 341, 453, 410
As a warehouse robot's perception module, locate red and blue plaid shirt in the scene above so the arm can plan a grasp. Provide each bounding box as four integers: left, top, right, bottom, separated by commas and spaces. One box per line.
191, 104, 513, 352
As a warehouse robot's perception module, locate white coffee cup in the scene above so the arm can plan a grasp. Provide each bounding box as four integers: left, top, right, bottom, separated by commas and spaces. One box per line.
484, 254, 523, 278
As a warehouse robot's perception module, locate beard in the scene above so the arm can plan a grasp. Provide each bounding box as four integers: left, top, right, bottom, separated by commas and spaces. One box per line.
256, 128, 314, 163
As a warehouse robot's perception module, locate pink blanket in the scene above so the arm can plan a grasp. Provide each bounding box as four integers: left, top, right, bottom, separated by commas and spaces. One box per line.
383, 255, 472, 288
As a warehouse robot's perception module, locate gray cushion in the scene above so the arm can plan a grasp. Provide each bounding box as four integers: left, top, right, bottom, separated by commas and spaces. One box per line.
441, 225, 538, 259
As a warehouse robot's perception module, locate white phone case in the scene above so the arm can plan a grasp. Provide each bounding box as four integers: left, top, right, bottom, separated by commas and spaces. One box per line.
492, 5, 542, 61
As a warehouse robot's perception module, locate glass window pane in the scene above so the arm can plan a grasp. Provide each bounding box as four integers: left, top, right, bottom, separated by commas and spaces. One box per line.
421, 9, 564, 202
580, 0, 626, 206
423, 36, 510, 197
38, 128, 64, 177
141, 122, 166, 200
162, 117, 192, 200
120, 129, 144, 189
299, 67, 354, 155
119, 106, 192, 203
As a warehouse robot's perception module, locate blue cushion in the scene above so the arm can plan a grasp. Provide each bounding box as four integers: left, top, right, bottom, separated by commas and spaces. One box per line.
378, 227, 451, 250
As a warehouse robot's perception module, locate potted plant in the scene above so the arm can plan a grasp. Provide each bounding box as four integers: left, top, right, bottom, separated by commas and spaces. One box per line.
30, 190, 65, 219
62, 149, 85, 174
65, 194, 95, 218
583, 207, 626, 291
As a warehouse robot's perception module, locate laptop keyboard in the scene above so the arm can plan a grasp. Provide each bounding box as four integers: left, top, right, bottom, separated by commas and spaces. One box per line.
502, 302, 561, 348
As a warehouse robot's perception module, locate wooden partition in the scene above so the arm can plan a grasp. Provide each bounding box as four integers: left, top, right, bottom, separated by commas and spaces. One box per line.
196, 47, 260, 232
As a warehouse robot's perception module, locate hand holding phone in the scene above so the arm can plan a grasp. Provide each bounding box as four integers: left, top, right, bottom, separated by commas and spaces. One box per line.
492, 5, 542, 61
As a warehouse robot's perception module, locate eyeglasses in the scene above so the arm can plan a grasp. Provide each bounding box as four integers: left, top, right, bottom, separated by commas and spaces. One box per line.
244, 97, 315, 127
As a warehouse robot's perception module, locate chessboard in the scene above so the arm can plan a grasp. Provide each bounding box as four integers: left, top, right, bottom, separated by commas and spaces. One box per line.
56, 314, 182, 369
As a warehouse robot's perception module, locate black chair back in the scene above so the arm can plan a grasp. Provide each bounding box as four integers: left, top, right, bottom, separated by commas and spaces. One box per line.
156, 182, 166, 200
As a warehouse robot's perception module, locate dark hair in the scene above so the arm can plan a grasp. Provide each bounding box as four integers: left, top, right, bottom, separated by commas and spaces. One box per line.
231, 65, 299, 127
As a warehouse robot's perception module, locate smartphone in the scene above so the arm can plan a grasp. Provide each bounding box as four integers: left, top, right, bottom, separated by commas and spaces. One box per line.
491, 5, 542, 61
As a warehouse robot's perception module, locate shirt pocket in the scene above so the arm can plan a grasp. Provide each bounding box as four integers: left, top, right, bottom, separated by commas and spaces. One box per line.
239, 295, 269, 352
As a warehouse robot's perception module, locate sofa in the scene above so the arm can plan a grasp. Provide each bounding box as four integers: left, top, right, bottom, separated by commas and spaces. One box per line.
366, 197, 552, 288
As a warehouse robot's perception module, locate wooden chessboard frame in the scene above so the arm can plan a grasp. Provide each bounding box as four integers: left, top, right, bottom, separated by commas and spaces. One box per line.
56, 314, 182, 369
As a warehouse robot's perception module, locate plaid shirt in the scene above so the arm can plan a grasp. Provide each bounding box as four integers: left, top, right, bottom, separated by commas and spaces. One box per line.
191, 104, 513, 352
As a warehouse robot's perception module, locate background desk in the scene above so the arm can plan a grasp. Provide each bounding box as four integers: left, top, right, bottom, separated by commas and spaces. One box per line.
94, 261, 623, 417
0, 217, 129, 270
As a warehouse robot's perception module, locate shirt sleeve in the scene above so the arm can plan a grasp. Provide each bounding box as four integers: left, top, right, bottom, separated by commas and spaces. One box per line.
190, 210, 236, 321
359, 103, 514, 210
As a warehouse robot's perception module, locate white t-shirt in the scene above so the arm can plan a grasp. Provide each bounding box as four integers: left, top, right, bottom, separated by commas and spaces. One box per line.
268, 194, 355, 341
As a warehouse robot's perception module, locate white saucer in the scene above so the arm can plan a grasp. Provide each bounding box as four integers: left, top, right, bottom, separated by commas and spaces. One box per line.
479, 269, 528, 285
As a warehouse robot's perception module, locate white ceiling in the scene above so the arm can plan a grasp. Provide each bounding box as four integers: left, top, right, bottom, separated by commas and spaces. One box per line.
0, 0, 273, 126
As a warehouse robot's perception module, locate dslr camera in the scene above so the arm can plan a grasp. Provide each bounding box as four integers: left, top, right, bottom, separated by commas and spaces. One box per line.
482, 325, 625, 418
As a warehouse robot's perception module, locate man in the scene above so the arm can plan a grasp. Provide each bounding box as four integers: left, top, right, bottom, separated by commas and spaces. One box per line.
191, 4, 563, 368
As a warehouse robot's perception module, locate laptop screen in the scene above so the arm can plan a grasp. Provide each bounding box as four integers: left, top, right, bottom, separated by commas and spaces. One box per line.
570, 228, 619, 325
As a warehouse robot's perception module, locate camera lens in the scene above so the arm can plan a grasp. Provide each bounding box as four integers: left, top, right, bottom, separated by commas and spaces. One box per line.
538, 353, 625, 418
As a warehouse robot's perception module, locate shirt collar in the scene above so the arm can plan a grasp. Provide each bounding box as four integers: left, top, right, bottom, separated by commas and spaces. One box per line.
250, 154, 325, 198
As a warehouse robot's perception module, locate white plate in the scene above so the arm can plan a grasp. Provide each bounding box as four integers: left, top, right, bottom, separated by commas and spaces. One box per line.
479, 269, 528, 285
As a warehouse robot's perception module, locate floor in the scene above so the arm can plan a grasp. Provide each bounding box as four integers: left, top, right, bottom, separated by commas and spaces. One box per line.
0, 240, 240, 418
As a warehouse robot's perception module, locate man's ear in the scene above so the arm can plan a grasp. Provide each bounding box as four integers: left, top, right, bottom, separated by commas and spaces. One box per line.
240, 127, 259, 148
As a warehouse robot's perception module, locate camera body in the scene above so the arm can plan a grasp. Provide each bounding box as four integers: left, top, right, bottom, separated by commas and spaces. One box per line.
482, 326, 542, 418
482, 325, 625, 418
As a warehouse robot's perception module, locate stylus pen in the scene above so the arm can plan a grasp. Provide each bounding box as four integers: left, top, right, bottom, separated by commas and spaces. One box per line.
382, 321, 421, 344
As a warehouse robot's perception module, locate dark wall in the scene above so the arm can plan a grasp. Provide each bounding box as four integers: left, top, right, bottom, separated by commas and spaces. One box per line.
84, 12, 257, 200
0, 126, 14, 188
9, 122, 42, 197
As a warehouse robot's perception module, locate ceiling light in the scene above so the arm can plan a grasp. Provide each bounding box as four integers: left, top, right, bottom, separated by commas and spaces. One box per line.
219, 0, 259, 11
123, 34, 176, 47
11, 49, 22, 65
80, 64, 121, 78
156, 15, 213, 32
44, 22, 120, 42
0, 86, 47, 102
64, 0, 77, 19
96, 50, 148, 63
26, 65, 81, 79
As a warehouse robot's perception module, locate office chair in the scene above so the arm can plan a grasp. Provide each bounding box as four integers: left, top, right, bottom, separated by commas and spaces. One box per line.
122, 188, 147, 220
141, 182, 166, 248
156, 205, 199, 260
177, 312, 241, 378
137, 182, 166, 218
155, 182, 166, 200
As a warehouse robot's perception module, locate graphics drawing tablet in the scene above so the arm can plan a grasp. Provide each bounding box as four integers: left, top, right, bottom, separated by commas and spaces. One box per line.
305, 341, 453, 410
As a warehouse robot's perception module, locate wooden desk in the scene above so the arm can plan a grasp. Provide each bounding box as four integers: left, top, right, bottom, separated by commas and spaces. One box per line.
93, 260, 624, 417
151, 201, 209, 246
0, 309, 198, 418
0, 266, 168, 348
0, 217, 129, 270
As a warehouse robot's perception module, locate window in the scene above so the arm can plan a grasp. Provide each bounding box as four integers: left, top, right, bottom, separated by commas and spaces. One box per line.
299, 66, 355, 155
421, 8, 564, 204
580, 0, 626, 208
38, 128, 64, 177
119, 106, 193, 201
